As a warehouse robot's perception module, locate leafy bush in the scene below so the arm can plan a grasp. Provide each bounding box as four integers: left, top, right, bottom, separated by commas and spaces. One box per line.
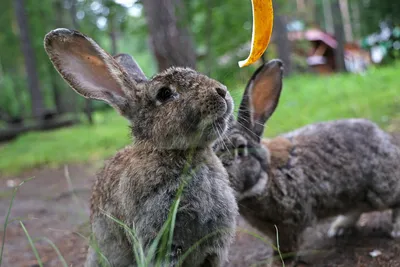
0, 72, 30, 120
362, 22, 400, 64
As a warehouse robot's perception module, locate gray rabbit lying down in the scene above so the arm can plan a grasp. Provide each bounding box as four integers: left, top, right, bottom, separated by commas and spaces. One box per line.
214, 59, 400, 255
44, 29, 238, 267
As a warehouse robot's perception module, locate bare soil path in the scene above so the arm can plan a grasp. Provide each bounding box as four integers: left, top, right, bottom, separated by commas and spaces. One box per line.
1, 164, 399, 267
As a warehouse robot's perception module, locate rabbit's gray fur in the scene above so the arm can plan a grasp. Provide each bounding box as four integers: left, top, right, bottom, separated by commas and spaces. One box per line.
44, 28, 238, 267
214, 59, 400, 255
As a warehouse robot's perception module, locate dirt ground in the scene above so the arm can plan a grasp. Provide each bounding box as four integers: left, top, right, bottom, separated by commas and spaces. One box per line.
1, 164, 400, 267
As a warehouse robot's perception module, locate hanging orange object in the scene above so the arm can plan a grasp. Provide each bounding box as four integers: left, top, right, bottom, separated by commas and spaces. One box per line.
238, 0, 274, 68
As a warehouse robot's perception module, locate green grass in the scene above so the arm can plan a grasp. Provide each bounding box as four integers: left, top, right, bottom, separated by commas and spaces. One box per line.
1, 64, 399, 176
0, 112, 131, 176
264, 64, 400, 137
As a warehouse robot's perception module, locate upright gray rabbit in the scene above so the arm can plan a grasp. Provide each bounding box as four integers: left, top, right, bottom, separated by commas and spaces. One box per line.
214, 59, 400, 256
44, 28, 238, 267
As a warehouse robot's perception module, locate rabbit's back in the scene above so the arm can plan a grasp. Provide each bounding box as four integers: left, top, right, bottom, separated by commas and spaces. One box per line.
273, 119, 400, 220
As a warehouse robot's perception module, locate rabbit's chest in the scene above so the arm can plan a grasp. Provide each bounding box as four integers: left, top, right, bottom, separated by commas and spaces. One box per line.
173, 167, 236, 238
179, 168, 237, 224
126, 163, 237, 247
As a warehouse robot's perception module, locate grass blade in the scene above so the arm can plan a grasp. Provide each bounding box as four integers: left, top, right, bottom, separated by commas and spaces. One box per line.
19, 221, 43, 267
154, 195, 181, 267
87, 234, 112, 267
145, 214, 172, 266
0, 177, 34, 267
102, 211, 144, 265
167, 197, 180, 255
148, 159, 195, 266
274, 225, 285, 267
39, 237, 68, 267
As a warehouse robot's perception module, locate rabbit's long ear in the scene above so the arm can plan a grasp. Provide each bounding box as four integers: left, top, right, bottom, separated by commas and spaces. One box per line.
113, 53, 147, 83
44, 28, 145, 117
237, 59, 283, 140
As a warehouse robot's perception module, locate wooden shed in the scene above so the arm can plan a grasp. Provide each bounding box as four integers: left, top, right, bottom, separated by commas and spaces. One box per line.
289, 28, 370, 74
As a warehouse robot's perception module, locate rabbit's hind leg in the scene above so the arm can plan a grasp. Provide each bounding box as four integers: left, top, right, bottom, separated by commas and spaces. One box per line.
391, 208, 400, 238
84, 216, 134, 267
327, 211, 362, 238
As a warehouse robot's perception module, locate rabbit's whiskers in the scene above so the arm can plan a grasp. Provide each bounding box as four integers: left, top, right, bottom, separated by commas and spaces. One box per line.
237, 106, 269, 129
213, 122, 231, 156
236, 120, 260, 140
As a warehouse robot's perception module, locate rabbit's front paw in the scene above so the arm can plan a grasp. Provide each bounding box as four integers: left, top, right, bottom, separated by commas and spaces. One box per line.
327, 213, 361, 238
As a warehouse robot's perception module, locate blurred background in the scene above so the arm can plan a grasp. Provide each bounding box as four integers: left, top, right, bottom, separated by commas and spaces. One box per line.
1, 1, 400, 266
0, 0, 400, 175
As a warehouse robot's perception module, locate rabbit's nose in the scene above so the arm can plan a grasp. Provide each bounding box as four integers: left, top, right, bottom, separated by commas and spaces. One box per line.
215, 87, 227, 98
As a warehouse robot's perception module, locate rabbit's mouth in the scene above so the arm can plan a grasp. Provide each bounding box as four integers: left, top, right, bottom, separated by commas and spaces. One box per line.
216, 99, 234, 135
213, 101, 233, 131
214, 116, 229, 128
216, 93, 234, 121
198, 92, 234, 145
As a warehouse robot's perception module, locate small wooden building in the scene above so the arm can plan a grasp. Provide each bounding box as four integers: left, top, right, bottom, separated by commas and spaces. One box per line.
289, 28, 370, 74
304, 29, 337, 74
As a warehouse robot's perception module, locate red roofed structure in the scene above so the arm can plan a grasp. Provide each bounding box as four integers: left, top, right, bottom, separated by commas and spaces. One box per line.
289, 28, 370, 74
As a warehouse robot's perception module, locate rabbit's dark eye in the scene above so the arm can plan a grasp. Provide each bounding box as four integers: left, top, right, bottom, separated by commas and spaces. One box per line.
236, 144, 248, 158
156, 87, 174, 103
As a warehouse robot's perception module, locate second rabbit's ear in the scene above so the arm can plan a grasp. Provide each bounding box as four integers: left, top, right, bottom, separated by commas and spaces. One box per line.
113, 53, 147, 83
44, 28, 143, 117
237, 59, 283, 140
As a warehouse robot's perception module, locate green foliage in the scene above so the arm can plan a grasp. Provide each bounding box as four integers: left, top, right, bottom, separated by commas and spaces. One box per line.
357, 0, 400, 35
0, 72, 30, 119
0, 0, 154, 119
1, 64, 400, 176
188, 0, 253, 80
0, 0, 22, 72
361, 24, 400, 64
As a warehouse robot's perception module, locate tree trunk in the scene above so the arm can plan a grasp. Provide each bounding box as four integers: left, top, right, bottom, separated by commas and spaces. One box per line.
297, 0, 306, 12
339, 0, 353, 42
46, 0, 79, 115
273, 3, 292, 75
51, 0, 65, 114
69, 0, 93, 124
331, 0, 347, 72
54, 0, 64, 27
109, 16, 118, 56
14, 0, 45, 119
323, 0, 334, 34
142, 0, 196, 71
313, 0, 325, 28
350, 0, 361, 38
204, 0, 213, 76
307, 0, 317, 26
48, 64, 62, 114
69, 0, 79, 29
